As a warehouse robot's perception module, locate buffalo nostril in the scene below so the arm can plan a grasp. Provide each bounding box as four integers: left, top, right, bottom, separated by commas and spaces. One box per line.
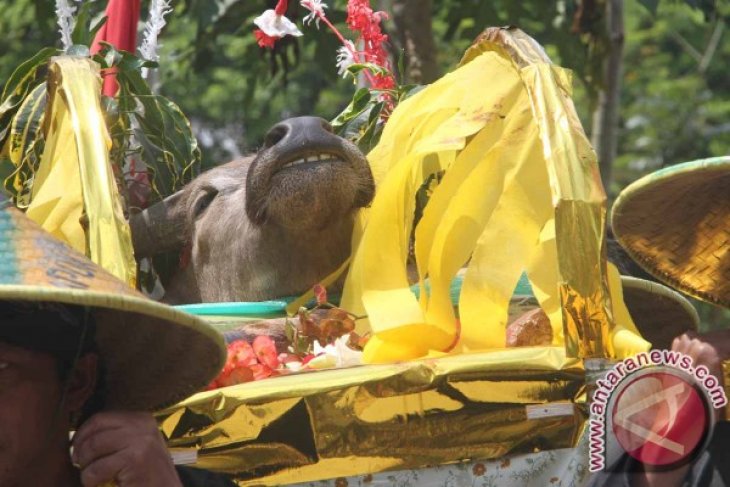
264, 123, 290, 148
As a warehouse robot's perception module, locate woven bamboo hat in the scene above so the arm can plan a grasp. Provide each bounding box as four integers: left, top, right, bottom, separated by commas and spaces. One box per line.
0, 196, 226, 411
621, 276, 699, 349
612, 156, 730, 308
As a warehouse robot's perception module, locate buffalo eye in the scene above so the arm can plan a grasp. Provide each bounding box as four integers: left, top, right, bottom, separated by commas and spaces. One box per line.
193, 189, 218, 218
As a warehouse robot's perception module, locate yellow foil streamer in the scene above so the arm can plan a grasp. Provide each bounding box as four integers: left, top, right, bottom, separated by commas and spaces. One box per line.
342, 27, 631, 362
158, 347, 586, 486
26, 57, 136, 286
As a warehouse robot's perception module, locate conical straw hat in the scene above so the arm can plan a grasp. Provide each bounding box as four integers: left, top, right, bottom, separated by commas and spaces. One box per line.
0, 196, 226, 411
621, 276, 699, 350
612, 157, 730, 308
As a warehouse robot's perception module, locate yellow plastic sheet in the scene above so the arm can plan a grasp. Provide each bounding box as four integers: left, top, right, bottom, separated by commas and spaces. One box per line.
25, 57, 136, 286
342, 27, 644, 362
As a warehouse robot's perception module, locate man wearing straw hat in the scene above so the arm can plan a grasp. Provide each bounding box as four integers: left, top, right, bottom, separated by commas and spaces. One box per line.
0, 194, 232, 486
591, 156, 730, 487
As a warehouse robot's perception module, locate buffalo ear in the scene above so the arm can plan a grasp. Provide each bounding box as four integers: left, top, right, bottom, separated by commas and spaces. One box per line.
129, 191, 189, 258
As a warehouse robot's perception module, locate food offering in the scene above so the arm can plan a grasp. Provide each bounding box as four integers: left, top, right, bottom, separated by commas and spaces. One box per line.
156, 24, 654, 485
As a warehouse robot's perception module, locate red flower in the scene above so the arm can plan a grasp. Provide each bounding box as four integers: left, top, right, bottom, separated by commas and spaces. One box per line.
313, 283, 328, 305
253, 335, 279, 369
254, 29, 279, 49
253, 0, 302, 49
372, 74, 395, 90
228, 340, 257, 368
218, 366, 254, 387
300, 353, 317, 365
345, 0, 396, 106
250, 363, 275, 380
346, 0, 390, 67
206, 338, 282, 390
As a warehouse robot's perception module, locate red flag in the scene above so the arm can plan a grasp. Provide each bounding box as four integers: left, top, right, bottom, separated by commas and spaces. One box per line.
91, 0, 141, 97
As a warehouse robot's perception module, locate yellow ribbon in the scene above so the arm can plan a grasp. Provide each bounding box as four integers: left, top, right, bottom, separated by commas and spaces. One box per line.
342, 30, 648, 363
26, 57, 136, 286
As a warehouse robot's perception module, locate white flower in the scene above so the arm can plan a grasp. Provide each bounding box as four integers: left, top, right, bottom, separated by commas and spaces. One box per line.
254, 9, 303, 38
336, 41, 356, 78
300, 0, 327, 28
309, 334, 363, 369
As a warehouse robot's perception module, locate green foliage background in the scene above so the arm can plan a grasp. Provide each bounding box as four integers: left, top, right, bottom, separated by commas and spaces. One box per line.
0, 0, 728, 328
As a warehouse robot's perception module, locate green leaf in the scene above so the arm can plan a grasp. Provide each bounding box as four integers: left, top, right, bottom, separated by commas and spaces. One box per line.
638, 0, 659, 15
284, 319, 295, 342
89, 16, 108, 43
359, 101, 385, 152
0, 47, 58, 144
69, 4, 107, 48
339, 108, 372, 142
71, 2, 93, 46
331, 88, 371, 130
345, 63, 389, 79
8, 83, 46, 166
91, 44, 200, 201
132, 95, 201, 198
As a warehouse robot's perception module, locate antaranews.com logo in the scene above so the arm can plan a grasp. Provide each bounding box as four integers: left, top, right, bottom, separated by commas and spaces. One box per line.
588, 350, 727, 472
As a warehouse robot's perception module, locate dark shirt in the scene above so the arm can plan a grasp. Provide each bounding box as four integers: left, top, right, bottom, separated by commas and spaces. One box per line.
176, 466, 238, 487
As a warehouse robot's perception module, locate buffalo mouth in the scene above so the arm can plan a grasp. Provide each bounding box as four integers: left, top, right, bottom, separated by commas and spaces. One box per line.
246, 136, 375, 225
276, 151, 346, 173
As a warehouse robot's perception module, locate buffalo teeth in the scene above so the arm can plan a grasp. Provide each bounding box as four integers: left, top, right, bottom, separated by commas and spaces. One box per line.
281, 154, 340, 169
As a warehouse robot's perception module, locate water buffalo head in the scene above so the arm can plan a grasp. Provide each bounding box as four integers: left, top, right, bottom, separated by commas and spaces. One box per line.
130, 116, 375, 304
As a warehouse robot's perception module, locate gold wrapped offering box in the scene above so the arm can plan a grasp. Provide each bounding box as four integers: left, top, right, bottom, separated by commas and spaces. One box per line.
158, 26, 654, 485
159, 347, 586, 485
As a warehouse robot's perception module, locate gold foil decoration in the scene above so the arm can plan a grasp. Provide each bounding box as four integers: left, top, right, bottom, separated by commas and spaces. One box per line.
26, 56, 136, 286
464, 27, 616, 359
158, 347, 586, 486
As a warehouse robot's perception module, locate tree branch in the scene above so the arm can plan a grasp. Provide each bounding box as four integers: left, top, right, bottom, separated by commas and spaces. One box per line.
391, 0, 440, 84
698, 18, 724, 74
591, 0, 624, 192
